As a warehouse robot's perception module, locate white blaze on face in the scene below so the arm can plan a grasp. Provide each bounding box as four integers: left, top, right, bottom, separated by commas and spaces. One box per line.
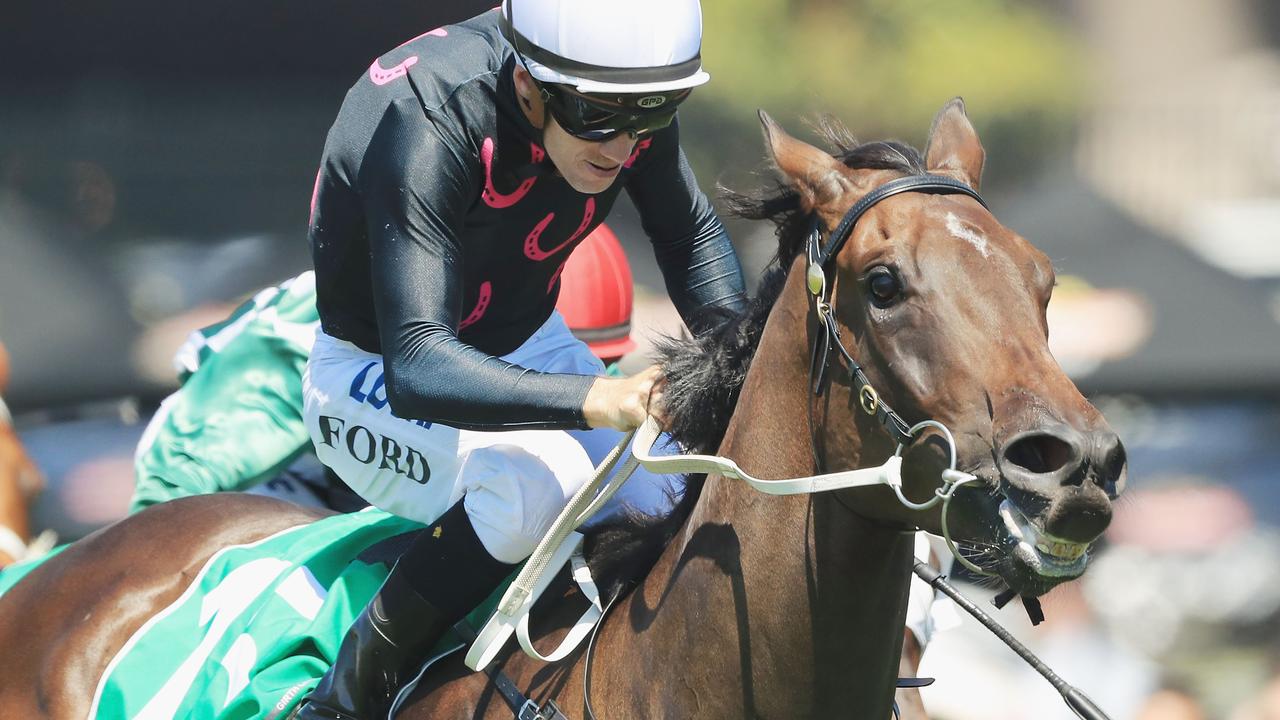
946, 212, 990, 258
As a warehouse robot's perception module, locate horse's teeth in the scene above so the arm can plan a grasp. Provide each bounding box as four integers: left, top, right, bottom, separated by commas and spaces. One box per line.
1035, 539, 1085, 560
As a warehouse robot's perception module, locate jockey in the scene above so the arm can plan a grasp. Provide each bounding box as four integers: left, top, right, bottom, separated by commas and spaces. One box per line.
295, 0, 748, 716
128, 223, 661, 516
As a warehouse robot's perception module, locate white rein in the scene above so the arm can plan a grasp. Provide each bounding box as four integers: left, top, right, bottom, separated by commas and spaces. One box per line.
466, 415, 984, 671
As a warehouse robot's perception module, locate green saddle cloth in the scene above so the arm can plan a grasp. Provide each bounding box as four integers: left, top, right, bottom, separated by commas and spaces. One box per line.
0, 509, 515, 719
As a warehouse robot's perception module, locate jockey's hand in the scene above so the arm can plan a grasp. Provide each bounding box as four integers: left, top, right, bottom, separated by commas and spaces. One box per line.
582, 364, 666, 431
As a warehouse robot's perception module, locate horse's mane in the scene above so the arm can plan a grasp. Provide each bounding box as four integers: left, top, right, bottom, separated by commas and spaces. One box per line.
583, 119, 926, 597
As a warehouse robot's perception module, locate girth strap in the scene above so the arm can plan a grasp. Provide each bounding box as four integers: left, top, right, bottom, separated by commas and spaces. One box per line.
455, 622, 571, 720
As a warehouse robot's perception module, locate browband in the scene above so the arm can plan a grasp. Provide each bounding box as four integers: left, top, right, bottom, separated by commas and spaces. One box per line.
814, 174, 988, 270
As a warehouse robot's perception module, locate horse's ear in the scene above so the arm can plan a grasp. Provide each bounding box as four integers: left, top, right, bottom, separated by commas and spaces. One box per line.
759, 110, 853, 211
924, 98, 985, 192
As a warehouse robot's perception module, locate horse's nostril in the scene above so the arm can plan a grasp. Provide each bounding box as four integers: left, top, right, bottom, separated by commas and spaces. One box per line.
1095, 433, 1127, 492
1004, 433, 1075, 475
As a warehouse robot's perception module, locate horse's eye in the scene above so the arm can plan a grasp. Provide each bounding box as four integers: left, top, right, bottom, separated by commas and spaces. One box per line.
867, 267, 902, 307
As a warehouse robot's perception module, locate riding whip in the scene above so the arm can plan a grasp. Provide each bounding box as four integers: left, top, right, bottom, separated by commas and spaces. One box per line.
912, 561, 1111, 720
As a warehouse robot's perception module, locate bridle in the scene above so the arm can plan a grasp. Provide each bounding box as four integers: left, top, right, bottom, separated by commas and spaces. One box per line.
805, 173, 987, 446
803, 173, 998, 575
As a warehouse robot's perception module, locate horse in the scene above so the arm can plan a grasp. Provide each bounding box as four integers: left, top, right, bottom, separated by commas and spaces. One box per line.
400, 98, 1126, 718
0, 98, 1125, 719
0, 340, 43, 568
0, 423, 38, 568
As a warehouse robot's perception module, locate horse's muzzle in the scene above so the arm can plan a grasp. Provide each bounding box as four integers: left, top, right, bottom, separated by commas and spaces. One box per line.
997, 423, 1126, 544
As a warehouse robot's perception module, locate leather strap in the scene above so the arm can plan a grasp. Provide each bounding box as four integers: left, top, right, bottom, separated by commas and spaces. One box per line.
814, 174, 987, 269
632, 417, 905, 496
455, 623, 571, 720
466, 431, 638, 673
820, 309, 915, 447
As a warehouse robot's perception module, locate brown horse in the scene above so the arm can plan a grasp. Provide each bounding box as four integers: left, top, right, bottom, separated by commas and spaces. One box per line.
400, 98, 1126, 718
0, 424, 39, 568
0, 341, 43, 568
0, 99, 1124, 719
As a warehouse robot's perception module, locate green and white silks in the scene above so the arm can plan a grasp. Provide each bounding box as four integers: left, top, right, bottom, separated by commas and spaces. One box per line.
130, 273, 320, 513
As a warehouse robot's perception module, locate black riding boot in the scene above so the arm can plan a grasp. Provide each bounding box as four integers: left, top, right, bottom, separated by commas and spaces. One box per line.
294, 501, 516, 720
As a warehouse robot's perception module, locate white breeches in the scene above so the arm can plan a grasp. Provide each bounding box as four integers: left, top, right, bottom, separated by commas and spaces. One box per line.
303, 312, 679, 563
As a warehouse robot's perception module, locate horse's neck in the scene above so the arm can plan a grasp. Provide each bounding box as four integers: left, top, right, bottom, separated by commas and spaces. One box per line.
610, 269, 914, 718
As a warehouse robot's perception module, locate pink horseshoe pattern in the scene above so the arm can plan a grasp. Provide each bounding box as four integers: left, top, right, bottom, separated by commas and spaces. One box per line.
371, 28, 446, 86
482, 138, 546, 208
546, 259, 570, 294
308, 167, 323, 224
465, 131, 614, 327
523, 197, 595, 262
458, 281, 493, 331
624, 139, 653, 169
395, 27, 447, 50
369, 56, 419, 86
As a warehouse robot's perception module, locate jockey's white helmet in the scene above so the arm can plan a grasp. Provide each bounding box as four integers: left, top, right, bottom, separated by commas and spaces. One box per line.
500, 0, 711, 95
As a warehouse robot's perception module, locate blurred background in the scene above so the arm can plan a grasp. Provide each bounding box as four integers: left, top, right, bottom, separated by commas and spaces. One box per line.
2, 0, 1279, 717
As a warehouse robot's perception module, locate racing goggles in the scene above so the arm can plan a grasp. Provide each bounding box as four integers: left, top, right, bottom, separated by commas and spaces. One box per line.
539, 84, 691, 142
